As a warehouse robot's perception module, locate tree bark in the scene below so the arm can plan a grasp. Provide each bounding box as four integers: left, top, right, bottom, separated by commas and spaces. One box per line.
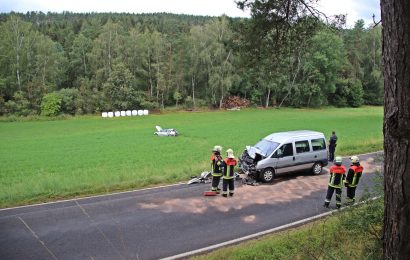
265, 88, 271, 108
11, 17, 23, 91
191, 75, 196, 108
381, 0, 410, 259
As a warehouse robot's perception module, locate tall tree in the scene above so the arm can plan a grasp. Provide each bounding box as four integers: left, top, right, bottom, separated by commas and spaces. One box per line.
300, 29, 346, 107
362, 25, 383, 105
89, 19, 123, 87
0, 15, 36, 92
187, 25, 205, 108
381, 0, 410, 258
203, 16, 236, 108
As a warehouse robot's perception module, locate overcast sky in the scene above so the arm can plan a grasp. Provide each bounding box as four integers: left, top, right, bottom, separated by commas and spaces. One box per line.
1, 0, 380, 28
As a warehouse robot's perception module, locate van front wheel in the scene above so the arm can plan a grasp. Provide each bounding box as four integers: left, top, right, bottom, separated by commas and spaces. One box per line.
312, 163, 323, 175
260, 168, 275, 183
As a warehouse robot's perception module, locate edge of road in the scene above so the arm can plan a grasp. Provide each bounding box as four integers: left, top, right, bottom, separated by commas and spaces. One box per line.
161, 196, 382, 260
0, 151, 383, 212
0, 182, 186, 212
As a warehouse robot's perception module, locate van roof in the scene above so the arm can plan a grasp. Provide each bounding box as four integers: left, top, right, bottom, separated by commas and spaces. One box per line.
264, 130, 324, 143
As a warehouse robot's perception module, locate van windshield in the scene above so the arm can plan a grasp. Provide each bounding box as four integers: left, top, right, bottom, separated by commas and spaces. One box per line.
254, 139, 280, 157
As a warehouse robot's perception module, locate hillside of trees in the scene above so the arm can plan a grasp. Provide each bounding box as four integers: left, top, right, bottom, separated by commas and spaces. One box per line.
0, 12, 383, 116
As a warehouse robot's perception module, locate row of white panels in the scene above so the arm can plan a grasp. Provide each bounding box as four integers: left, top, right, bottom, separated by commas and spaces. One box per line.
102, 110, 149, 117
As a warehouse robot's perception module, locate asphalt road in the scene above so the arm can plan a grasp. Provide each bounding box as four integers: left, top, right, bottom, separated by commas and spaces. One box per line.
0, 152, 383, 260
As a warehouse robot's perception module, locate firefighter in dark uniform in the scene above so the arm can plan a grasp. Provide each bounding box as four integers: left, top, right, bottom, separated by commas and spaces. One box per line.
344, 156, 364, 204
328, 131, 338, 162
324, 156, 346, 209
222, 149, 237, 197
211, 145, 224, 193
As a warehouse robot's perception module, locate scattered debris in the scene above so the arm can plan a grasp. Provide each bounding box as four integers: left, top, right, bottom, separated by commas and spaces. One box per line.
188, 171, 242, 185
154, 126, 179, 136
187, 171, 212, 184
203, 191, 217, 196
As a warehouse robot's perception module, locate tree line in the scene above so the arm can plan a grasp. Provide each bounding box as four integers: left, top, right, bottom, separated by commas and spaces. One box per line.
0, 12, 382, 116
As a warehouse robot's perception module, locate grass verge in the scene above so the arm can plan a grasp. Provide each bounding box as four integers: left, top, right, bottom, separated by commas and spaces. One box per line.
0, 106, 383, 207
193, 198, 383, 260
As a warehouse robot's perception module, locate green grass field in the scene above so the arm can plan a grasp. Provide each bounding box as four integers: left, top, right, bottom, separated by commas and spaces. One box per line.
0, 107, 383, 208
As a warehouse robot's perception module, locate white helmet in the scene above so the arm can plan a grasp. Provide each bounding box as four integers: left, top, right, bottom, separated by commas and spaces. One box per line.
213, 145, 222, 152
226, 148, 235, 158
335, 156, 343, 163
350, 156, 359, 163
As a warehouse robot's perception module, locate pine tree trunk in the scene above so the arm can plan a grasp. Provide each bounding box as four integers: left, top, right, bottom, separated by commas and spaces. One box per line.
381, 0, 410, 258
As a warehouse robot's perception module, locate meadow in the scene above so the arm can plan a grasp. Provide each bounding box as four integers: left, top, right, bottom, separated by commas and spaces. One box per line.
0, 107, 383, 207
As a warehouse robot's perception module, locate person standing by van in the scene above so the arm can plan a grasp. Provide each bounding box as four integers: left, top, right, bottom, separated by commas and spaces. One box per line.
344, 156, 364, 204
324, 156, 346, 209
222, 149, 237, 197
210, 145, 224, 193
328, 131, 338, 161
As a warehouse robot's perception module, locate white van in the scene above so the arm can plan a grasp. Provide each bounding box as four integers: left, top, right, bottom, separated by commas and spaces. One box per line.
239, 130, 328, 182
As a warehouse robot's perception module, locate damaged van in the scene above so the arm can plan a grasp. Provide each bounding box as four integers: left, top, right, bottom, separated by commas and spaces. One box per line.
238, 130, 328, 183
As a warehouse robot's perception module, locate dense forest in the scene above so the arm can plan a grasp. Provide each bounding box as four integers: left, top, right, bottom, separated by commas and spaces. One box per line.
0, 11, 383, 116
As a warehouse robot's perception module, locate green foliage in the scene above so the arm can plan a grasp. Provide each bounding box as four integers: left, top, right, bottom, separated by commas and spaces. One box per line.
0, 107, 382, 207
103, 63, 145, 110
347, 78, 364, 107
56, 88, 79, 114
173, 91, 182, 107
184, 96, 195, 109
0, 12, 383, 116
332, 78, 364, 108
300, 30, 346, 107
41, 92, 61, 116
4, 91, 31, 116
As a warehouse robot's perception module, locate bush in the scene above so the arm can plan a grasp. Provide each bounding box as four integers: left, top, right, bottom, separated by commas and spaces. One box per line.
56, 88, 79, 115
347, 79, 364, 107
4, 91, 31, 116
41, 93, 61, 116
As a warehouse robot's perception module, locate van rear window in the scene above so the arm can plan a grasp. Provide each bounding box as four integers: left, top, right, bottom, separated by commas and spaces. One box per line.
311, 138, 326, 151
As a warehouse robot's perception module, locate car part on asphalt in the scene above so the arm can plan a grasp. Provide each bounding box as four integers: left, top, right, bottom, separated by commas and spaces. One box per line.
187, 171, 212, 184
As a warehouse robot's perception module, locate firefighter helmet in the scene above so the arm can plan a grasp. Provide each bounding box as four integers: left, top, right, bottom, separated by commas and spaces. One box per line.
226, 148, 235, 158
213, 145, 222, 152
335, 156, 343, 163
350, 156, 359, 163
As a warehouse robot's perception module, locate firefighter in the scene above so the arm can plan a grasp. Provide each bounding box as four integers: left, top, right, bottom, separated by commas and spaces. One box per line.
344, 156, 364, 205
324, 156, 346, 209
210, 145, 224, 193
222, 149, 237, 197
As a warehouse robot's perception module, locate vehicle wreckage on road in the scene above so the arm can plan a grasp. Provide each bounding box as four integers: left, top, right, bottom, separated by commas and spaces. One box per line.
154, 126, 179, 136
239, 130, 329, 183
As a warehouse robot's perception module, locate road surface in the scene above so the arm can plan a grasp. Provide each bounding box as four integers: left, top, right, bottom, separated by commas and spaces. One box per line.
0, 152, 383, 260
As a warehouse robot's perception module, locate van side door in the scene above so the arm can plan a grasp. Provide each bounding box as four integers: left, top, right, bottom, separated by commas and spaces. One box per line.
311, 137, 327, 165
293, 140, 314, 171
274, 143, 295, 174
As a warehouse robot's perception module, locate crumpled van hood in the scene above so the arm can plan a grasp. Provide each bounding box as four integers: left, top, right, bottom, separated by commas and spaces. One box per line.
246, 146, 262, 159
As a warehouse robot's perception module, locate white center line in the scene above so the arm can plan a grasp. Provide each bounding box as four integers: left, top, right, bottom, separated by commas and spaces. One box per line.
18, 216, 58, 260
